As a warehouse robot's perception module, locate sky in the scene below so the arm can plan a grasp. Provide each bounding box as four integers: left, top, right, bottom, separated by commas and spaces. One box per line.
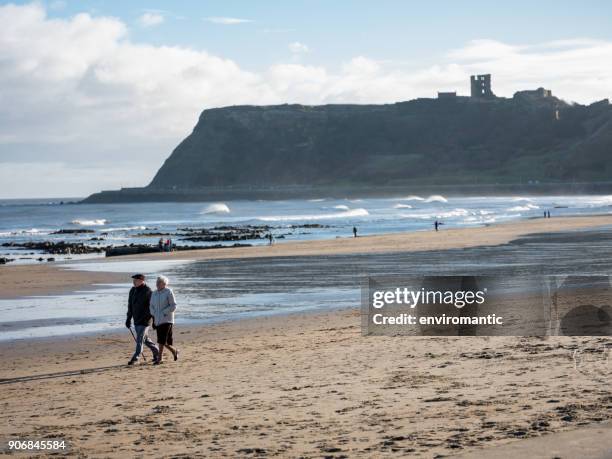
1, 1, 612, 198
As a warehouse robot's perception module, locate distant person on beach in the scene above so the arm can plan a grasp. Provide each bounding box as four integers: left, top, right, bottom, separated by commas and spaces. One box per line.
353, 226, 357, 238
434, 220, 444, 231
150, 275, 179, 365
126, 274, 159, 365
547, 211, 551, 218
158, 238, 164, 251
268, 233, 273, 245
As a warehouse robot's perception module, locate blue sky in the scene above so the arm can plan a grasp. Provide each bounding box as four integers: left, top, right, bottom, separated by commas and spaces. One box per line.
36, 0, 612, 71
1, 1, 612, 198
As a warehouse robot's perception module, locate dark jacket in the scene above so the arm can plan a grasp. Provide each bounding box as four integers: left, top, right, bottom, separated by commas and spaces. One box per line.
126, 284, 153, 327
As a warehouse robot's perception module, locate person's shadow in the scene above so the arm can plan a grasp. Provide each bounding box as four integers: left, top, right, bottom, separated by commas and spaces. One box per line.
0, 364, 127, 386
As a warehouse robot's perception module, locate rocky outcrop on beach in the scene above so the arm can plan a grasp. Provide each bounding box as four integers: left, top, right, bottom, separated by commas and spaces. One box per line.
105, 243, 251, 257
51, 229, 96, 235
134, 224, 329, 243
1, 241, 105, 255
0, 224, 332, 262
83, 93, 612, 202
178, 225, 270, 242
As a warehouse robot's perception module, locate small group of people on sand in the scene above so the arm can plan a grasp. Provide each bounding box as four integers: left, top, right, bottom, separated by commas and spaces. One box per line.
125, 273, 179, 366
158, 238, 173, 252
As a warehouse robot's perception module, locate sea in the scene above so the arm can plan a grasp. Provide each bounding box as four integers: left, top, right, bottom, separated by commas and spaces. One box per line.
1, 194, 612, 341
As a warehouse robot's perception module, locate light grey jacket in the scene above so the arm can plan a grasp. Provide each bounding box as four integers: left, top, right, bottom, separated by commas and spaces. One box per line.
150, 287, 177, 325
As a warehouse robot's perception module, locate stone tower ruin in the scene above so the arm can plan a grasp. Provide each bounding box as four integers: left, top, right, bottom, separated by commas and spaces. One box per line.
470, 74, 495, 98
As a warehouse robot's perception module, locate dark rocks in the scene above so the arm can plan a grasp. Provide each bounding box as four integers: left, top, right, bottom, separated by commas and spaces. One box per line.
290, 224, 330, 228
105, 242, 251, 257
105, 245, 162, 257
51, 229, 96, 234
179, 225, 270, 242
0, 257, 15, 264
1, 241, 105, 255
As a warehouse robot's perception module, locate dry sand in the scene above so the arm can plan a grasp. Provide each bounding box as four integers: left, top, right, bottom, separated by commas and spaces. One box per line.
2, 214, 612, 299
457, 421, 611, 458
1, 309, 610, 458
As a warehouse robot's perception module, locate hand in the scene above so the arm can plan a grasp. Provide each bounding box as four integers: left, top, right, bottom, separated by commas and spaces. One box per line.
125, 320, 131, 329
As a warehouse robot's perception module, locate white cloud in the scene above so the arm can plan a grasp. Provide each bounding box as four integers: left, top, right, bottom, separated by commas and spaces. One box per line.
1, 4, 612, 198
138, 12, 164, 28
288, 41, 309, 54
204, 16, 252, 25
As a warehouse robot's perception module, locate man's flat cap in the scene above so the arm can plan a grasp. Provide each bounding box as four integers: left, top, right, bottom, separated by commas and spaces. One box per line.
131, 273, 145, 280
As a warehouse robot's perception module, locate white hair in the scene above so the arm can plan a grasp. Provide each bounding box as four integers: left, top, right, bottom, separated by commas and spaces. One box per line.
157, 275, 169, 286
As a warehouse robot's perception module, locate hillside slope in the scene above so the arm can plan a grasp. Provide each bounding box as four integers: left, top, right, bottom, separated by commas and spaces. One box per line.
148, 94, 611, 189
83, 92, 612, 202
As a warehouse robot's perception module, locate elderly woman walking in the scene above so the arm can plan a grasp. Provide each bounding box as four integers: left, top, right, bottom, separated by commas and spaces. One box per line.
150, 275, 180, 364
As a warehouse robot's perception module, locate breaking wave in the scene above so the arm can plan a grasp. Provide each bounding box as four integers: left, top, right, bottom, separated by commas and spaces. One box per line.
398, 195, 425, 201
508, 204, 540, 212
258, 208, 369, 222
399, 194, 448, 203
202, 203, 231, 214
405, 208, 469, 219
424, 195, 448, 203
71, 219, 107, 226
393, 203, 413, 209
333, 205, 350, 210
586, 195, 612, 206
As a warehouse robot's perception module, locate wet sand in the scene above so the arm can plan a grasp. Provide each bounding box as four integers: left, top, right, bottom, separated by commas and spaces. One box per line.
2, 214, 612, 299
1, 309, 610, 457
0, 263, 124, 299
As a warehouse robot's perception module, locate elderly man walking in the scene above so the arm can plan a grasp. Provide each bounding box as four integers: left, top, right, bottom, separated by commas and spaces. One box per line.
150, 275, 179, 365
126, 274, 159, 365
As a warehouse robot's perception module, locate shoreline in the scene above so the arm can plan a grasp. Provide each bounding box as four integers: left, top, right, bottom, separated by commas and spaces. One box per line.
1, 214, 612, 299
82, 183, 612, 203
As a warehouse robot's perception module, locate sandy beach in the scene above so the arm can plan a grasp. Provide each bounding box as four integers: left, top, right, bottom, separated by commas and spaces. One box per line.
1, 309, 610, 457
1, 215, 611, 457
2, 214, 612, 299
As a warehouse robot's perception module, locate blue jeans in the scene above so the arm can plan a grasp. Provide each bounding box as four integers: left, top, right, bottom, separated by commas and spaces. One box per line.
131, 325, 159, 361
